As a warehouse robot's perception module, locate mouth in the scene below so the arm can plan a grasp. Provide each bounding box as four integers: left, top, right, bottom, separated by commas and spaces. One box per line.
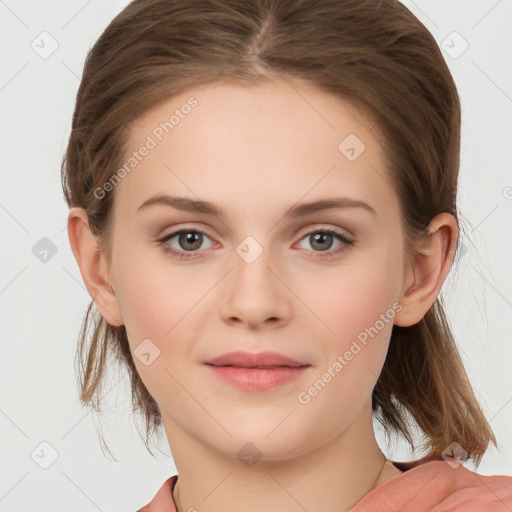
206, 364, 307, 369
204, 350, 308, 368
204, 351, 311, 391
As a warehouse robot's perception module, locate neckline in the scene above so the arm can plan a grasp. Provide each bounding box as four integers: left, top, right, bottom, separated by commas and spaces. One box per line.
349, 456, 456, 510
165, 457, 451, 512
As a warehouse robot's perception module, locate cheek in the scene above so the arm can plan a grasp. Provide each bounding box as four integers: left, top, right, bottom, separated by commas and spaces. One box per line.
304, 258, 400, 346
112, 260, 193, 413
292, 255, 401, 410
294, 269, 397, 428
111, 246, 210, 387
113, 241, 190, 339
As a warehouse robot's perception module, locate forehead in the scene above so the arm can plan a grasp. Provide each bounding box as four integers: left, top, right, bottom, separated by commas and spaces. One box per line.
127, 78, 382, 150
114, 79, 395, 221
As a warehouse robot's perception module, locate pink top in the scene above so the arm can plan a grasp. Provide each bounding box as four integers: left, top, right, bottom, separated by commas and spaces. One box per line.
137, 457, 512, 511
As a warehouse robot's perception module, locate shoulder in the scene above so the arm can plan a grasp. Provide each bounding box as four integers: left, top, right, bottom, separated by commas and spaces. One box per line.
352, 458, 512, 512
136, 475, 178, 512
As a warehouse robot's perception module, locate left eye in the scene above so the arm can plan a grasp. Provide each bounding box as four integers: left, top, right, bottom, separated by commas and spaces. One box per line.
296, 229, 353, 254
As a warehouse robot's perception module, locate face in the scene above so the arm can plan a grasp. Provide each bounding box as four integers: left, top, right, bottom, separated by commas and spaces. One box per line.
107, 78, 408, 460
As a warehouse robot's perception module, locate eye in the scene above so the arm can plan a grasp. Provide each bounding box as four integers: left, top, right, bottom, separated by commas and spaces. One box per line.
296, 229, 354, 259
157, 228, 214, 259
157, 227, 354, 261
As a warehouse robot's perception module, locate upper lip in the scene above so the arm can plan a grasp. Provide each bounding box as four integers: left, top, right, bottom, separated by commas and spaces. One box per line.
205, 350, 309, 368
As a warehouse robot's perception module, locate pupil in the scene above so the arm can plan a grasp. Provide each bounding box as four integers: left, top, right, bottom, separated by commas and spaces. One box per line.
312, 233, 332, 251
180, 232, 202, 251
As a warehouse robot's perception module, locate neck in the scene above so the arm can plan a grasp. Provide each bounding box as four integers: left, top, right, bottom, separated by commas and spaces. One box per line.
163, 402, 400, 512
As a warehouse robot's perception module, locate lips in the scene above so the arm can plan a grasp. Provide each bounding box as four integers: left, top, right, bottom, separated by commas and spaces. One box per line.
205, 350, 308, 369
204, 350, 310, 391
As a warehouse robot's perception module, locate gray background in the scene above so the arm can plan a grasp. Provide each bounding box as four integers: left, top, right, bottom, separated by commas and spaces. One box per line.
0, 0, 511, 510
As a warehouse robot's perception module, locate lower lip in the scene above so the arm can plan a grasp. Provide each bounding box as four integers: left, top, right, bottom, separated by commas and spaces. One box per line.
206, 365, 310, 391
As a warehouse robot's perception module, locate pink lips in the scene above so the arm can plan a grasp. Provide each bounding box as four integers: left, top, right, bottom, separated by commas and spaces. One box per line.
204, 350, 310, 391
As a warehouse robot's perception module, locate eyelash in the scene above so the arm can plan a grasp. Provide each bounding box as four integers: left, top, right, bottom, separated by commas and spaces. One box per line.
156, 227, 354, 261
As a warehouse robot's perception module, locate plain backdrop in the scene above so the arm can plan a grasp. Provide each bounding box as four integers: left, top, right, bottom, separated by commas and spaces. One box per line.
0, 0, 511, 510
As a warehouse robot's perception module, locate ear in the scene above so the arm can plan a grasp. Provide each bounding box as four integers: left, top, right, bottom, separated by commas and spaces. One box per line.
394, 212, 458, 327
67, 207, 124, 327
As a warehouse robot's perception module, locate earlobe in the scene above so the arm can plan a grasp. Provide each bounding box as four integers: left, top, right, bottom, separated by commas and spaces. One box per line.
394, 213, 458, 327
67, 207, 124, 327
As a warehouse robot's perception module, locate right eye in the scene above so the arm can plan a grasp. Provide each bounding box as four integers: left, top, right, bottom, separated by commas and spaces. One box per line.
157, 228, 215, 259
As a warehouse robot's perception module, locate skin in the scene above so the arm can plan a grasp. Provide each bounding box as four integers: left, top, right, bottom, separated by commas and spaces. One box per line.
68, 78, 458, 512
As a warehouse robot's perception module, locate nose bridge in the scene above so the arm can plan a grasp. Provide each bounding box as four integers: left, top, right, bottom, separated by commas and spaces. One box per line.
232, 233, 277, 297
220, 234, 291, 326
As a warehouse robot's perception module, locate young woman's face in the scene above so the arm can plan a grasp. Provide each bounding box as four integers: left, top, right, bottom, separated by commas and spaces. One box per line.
108, 79, 409, 459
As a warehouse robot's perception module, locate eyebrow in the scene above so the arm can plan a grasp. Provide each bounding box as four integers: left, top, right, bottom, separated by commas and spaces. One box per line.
136, 194, 377, 218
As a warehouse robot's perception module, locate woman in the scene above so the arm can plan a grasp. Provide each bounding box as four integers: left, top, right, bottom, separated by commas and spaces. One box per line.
63, 0, 512, 510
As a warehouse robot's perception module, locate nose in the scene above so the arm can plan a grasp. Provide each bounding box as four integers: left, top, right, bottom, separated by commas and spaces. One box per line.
219, 242, 292, 330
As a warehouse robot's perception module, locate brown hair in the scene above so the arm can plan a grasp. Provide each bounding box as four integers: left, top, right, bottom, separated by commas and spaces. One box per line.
61, 0, 497, 463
